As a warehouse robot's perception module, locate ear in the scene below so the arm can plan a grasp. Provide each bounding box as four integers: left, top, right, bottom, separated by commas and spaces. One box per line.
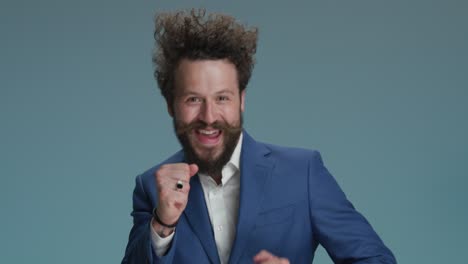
240, 89, 246, 113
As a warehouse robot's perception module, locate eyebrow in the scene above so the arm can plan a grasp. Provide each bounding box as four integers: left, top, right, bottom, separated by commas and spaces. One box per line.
180, 89, 236, 96
215, 89, 235, 95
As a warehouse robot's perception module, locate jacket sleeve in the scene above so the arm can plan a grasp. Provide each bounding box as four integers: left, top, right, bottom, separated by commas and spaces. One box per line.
308, 151, 397, 264
122, 174, 179, 264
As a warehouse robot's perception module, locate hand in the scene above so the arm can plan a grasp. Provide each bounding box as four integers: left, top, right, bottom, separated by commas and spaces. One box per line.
253, 250, 290, 264
154, 163, 198, 226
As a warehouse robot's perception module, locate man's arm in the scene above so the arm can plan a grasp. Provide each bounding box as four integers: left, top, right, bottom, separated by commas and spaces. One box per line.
308, 151, 397, 263
121, 174, 178, 264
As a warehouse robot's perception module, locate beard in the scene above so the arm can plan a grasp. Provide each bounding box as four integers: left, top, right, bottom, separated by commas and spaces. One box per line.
173, 115, 243, 177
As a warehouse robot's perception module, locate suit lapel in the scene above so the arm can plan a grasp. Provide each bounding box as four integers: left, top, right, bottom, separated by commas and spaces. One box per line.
228, 132, 275, 264
184, 174, 221, 264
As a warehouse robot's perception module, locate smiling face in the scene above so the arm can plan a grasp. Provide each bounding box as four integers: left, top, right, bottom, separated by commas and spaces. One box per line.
170, 59, 245, 176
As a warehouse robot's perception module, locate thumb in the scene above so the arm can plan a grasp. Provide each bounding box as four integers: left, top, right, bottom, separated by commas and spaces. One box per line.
189, 164, 199, 177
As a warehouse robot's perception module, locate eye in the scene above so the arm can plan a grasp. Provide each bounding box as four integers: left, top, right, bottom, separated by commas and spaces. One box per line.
186, 97, 201, 103
217, 95, 229, 102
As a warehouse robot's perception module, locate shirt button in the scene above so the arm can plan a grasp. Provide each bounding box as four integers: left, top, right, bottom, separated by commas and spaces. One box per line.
217, 225, 223, 231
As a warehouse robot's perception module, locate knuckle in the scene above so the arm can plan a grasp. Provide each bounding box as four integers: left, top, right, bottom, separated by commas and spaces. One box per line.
180, 163, 190, 173
173, 163, 185, 168
159, 163, 176, 173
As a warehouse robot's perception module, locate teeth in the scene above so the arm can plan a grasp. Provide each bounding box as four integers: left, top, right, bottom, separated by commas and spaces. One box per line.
199, 129, 218, 135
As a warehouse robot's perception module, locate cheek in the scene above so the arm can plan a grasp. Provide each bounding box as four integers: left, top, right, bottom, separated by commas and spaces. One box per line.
175, 106, 198, 123
222, 110, 241, 124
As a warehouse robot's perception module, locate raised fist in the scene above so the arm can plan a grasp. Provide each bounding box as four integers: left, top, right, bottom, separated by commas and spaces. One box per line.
154, 163, 198, 227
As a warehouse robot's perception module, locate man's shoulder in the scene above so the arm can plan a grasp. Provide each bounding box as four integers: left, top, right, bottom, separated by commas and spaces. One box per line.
258, 140, 323, 164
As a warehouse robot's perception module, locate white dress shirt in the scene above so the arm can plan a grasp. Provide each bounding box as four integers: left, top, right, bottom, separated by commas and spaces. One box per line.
151, 133, 243, 264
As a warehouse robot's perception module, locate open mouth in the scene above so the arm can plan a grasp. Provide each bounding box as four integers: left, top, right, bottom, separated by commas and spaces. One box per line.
195, 129, 222, 146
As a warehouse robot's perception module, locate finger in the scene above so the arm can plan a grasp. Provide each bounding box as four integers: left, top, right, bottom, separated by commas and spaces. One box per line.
157, 173, 190, 185
173, 179, 191, 194
172, 163, 192, 175
254, 257, 288, 264
159, 180, 191, 194
255, 260, 274, 264
189, 163, 199, 177
158, 166, 191, 182
257, 260, 284, 264
163, 173, 191, 183
253, 250, 275, 263
175, 179, 191, 193
157, 175, 191, 192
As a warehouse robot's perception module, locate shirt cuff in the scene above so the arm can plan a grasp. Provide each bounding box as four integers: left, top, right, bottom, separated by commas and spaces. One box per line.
150, 218, 175, 257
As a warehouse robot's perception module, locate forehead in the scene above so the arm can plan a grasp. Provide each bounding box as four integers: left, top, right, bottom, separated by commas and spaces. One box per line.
174, 59, 239, 95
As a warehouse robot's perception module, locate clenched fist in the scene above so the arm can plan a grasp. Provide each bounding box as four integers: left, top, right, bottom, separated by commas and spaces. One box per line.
153, 163, 198, 236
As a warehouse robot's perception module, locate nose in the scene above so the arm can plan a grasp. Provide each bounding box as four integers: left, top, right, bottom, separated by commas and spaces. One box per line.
198, 99, 217, 125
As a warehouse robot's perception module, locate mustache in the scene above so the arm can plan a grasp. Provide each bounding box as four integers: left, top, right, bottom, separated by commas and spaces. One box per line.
174, 120, 242, 135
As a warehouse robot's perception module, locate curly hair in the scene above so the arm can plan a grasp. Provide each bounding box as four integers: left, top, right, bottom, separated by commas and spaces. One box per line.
153, 9, 258, 105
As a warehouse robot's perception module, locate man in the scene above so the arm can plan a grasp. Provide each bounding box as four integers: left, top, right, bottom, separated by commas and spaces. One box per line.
122, 9, 396, 264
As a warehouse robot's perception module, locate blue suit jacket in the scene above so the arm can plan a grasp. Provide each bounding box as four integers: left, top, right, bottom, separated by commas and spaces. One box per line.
122, 131, 396, 263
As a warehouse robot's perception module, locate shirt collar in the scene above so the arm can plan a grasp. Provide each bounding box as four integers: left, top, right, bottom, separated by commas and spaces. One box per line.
227, 132, 242, 171
219, 132, 242, 185
218, 132, 242, 185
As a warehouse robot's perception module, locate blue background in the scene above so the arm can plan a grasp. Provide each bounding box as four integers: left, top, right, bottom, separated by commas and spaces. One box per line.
1, 0, 467, 263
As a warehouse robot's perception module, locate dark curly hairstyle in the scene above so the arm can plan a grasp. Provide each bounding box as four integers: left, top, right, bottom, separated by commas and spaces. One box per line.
153, 9, 258, 105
